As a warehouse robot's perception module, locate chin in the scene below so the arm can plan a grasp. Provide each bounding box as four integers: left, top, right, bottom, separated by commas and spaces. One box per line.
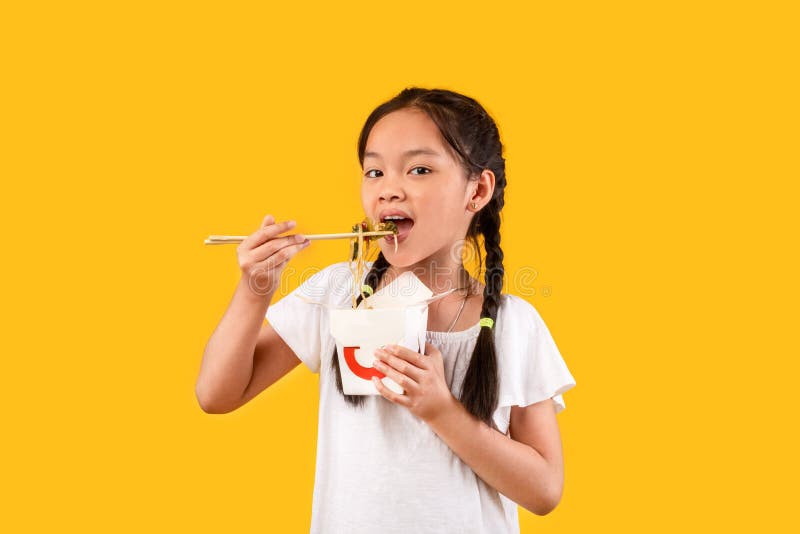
377, 247, 413, 268
378, 240, 431, 269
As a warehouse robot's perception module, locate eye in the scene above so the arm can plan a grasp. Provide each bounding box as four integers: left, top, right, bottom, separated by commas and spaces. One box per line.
364, 169, 383, 178
410, 166, 431, 175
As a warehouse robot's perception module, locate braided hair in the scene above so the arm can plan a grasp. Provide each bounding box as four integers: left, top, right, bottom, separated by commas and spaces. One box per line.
331, 87, 506, 426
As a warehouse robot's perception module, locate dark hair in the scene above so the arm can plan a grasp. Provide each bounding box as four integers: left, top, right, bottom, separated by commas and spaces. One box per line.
330, 87, 506, 428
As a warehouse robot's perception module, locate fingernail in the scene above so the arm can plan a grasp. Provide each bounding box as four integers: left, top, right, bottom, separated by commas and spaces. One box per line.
287, 220, 296, 228
301, 240, 310, 247
296, 234, 305, 242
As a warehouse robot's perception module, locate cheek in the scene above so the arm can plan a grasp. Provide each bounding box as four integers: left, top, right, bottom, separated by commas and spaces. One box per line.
361, 183, 376, 210
421, 198, 463, 231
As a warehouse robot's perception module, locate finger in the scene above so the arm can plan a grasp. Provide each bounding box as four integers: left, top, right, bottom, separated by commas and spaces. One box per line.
249, 233, 307, 262
383, 344, 430, 370
372, 357, 419, 392
374, 348, 424, 381
259, 239, 310, 270
241, 219, 297, 250
261, 214, 275, 227
371, 377, 412, 407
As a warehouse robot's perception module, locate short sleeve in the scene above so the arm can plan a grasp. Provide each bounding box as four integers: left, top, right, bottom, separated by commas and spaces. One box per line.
492, 294, 576, 432
265, 263, 345, 374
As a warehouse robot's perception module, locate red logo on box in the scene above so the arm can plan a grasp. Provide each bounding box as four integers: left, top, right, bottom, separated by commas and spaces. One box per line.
343, 346, 385, 380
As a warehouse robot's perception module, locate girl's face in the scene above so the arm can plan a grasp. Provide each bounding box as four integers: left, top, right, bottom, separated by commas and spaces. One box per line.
361, 108, 476, 268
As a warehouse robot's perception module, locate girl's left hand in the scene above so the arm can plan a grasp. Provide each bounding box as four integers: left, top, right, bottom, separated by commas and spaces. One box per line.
371, 342, 456, 423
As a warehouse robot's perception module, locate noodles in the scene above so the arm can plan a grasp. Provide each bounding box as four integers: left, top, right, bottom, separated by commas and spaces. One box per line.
348, 218, 397, 309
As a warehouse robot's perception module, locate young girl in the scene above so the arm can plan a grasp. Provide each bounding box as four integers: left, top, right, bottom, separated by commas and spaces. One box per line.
196, 87, 576, 534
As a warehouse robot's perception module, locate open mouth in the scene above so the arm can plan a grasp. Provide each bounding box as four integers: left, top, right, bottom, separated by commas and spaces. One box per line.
381, 215, 414, 243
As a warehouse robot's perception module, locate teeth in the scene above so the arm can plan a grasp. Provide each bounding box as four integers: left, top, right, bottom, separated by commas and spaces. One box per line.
383, 215, 406, 221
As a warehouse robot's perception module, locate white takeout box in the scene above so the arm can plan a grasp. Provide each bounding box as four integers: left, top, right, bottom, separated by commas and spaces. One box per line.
329, 271, 433, 396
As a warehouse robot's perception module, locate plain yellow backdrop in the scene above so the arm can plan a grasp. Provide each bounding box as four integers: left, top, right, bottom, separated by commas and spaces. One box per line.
1, 1, 797, 532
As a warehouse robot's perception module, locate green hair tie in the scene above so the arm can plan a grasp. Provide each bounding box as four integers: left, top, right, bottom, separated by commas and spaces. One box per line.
479, 317, 494, 329
361, 284, 374, 296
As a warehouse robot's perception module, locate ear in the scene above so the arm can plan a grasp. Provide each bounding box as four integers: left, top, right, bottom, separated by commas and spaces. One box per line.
468, 169, 496, 211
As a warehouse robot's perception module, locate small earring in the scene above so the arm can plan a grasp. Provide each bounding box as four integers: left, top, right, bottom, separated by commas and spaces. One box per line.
471, 202, 478, 209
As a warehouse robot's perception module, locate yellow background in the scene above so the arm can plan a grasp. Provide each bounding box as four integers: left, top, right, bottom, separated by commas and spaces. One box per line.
1, 1, 797, 532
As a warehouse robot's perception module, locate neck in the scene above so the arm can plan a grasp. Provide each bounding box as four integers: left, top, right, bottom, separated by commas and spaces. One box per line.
380, 241, 472, 295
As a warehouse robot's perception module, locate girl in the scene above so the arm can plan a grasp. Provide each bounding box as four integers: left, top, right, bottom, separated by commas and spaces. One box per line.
196, 87, 576, 534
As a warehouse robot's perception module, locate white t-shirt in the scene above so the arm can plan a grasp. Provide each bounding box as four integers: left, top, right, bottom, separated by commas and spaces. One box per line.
266, 261, 576, 534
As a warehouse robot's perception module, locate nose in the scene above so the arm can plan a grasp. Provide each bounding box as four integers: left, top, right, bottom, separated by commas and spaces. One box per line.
378, 174, 405, 202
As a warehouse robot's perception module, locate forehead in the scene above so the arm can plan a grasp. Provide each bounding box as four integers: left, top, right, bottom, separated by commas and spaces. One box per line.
364, 108, 450, 158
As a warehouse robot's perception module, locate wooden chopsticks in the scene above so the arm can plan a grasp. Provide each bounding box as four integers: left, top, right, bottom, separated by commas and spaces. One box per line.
204, 231, 395, 245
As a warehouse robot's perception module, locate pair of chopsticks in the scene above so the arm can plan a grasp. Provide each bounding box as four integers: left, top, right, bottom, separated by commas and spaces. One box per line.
204, 230, 395, 245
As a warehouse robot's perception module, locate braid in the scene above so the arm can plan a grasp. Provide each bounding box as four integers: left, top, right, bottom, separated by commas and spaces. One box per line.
479, 206, 504, 321
459, 201, 504, 427
331, 252, 391, 408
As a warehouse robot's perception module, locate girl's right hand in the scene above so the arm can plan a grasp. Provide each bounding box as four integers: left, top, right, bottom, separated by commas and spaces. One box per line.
237, 214, 310, 297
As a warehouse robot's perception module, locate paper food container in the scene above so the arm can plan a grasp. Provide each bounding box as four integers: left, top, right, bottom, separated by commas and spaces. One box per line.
329, 271, 435, 396
296, 271, 456, 396
329, 306, 429, 395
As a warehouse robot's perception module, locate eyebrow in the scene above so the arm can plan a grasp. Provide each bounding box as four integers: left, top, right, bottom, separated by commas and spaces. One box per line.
363, 148, 443, 160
